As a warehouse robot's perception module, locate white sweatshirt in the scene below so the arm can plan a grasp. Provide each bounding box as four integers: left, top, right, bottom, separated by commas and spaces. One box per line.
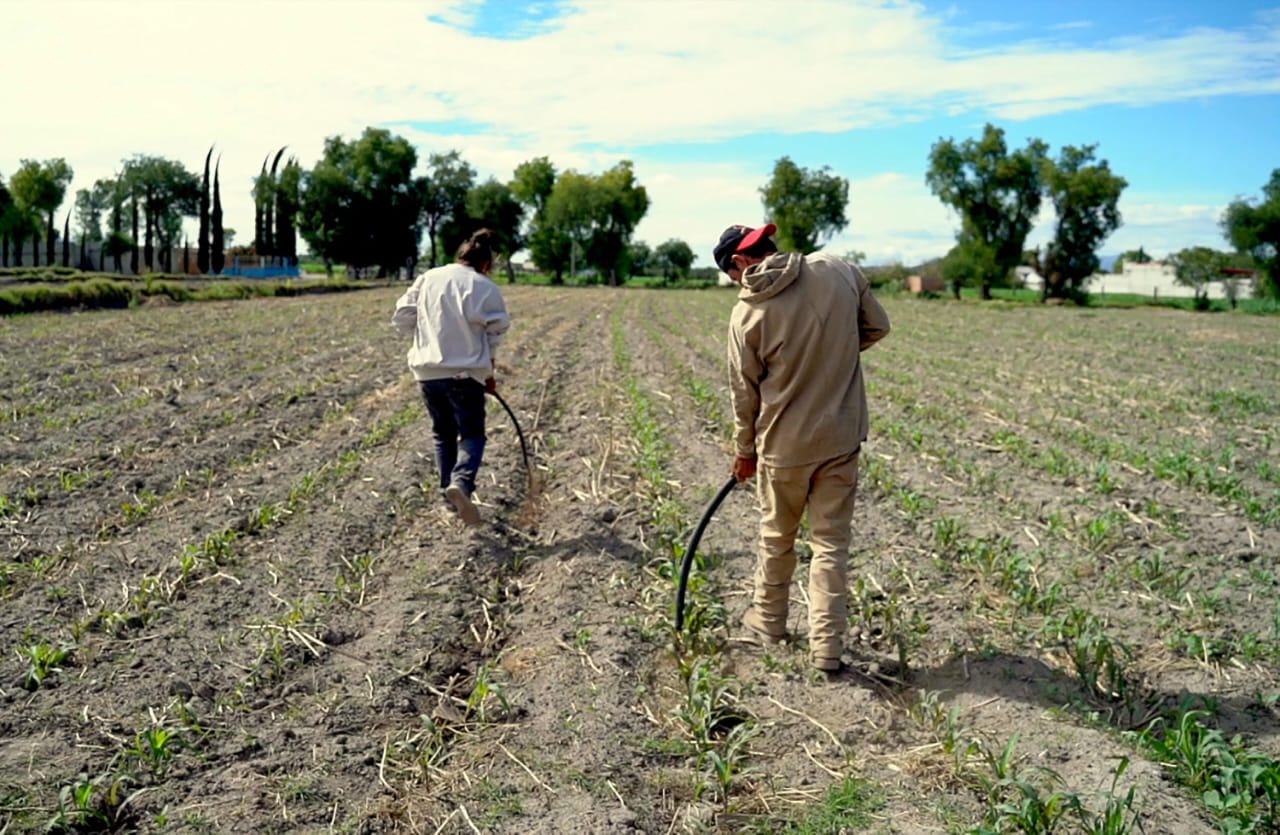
392, 263, 511, 383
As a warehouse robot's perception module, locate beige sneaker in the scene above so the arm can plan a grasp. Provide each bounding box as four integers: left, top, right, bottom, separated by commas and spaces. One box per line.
445, 484, 481, 526
741, 607, 787, 645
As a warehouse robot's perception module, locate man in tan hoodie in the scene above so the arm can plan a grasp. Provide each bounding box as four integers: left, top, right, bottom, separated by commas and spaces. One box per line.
713, 223, 890, 672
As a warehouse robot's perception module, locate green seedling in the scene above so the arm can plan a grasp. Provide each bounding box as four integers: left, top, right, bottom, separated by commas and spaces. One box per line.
127, 726, 183, 778
18, 641, 74, 691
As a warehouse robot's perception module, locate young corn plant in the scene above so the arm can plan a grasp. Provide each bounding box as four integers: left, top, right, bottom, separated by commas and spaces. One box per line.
126, 726, 184, 779
677, 658, 757, 806
701, 721, 760, 807
1042, 607, 1132, 701
47, 770, 137, 832
465, 662, 510, 723
1137, 709, 1280, 831
18, 641, 74, 691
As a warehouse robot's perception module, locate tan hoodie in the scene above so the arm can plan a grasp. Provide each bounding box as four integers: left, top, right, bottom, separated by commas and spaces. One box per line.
727, 251, 890, 468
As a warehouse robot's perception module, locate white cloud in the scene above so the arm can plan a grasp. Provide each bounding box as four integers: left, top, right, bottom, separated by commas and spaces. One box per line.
1, 0, 1275, 263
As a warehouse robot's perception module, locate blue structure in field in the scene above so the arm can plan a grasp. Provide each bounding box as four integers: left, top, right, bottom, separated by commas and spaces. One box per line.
220, 256, 300, 279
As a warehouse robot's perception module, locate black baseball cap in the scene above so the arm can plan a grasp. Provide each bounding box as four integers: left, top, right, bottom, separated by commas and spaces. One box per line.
713, 223, 777, 272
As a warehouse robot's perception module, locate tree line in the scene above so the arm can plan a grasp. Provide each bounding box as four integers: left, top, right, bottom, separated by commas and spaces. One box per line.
0, 129, 854, 286
5, 123, 1272, 296
0, 154, 219, 275
926, 122, 1280, 302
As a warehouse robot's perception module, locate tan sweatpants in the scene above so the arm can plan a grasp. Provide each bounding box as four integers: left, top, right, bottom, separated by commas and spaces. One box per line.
752, 448, 860, 660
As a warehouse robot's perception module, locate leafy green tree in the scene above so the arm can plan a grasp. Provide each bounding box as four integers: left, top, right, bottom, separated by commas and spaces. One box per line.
0, 175, 27, 267
74, 181, 111, 246
627, 240, 652, 276
464, 178, 524, 282
198, 146, 212, 273
511, 156, 563, 281
100, 177, 132, 273
1170, 246, 1227, 306
654, 238, 696, 282
927, 123, 1046, 299
418, 150, 476, 267
586, 161, 649, 285
941, 235, 998, 299
10, 158, 74, 268
1040, 144, 1127, 302
1221, 168, 1280, 298
760, 156, 848, 253
527, 224, 573, 284
544, 170, 597, 281
511, 157, 556, 219
298, 127, 420, 276
122, 155, 199, 272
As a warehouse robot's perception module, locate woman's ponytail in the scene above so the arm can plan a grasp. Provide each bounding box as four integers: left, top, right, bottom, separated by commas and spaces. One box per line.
456, 229, 495, 271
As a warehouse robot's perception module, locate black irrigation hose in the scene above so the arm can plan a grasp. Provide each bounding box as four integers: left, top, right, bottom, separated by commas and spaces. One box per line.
675, 476, 738, 632
488, 389, 532, 488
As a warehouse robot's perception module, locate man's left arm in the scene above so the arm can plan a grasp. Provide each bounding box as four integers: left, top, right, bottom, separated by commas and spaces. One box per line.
851, 265, 891, 350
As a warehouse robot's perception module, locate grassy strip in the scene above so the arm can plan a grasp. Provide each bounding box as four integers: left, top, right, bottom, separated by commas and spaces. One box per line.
0, 276, 380, 315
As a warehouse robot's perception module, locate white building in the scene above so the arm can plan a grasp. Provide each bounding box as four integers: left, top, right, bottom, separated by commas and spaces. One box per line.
1089, 261, 1256, 300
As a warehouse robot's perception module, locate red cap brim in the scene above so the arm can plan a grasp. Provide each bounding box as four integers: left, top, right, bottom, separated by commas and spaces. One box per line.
737, 223, 777, 252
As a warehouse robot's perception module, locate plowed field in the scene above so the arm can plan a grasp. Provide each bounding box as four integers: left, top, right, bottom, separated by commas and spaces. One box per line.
2, 287, 1277, 833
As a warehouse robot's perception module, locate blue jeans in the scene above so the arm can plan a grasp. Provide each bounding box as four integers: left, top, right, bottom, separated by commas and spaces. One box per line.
420, 378, 487, 496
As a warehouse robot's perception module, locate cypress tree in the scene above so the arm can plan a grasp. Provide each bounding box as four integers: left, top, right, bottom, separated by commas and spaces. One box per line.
254, 155, 268, 255
198, 145, 212, 273
264, 147, 286, 259
275, 157, 299, 265
62, 213, 70, 267
46, 210, 55, 265
211, 158, 225, 275
130, 193, 139, 274
142, 185, 155, 271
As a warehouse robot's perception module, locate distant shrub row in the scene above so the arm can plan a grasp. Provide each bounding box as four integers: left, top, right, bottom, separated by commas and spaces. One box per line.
0, 266, 85, 281
0, 277, 376, 316
0, 267, 216, 284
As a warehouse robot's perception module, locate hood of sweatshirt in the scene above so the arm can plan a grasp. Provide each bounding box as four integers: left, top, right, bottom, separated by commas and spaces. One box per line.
738, 251, 801, 303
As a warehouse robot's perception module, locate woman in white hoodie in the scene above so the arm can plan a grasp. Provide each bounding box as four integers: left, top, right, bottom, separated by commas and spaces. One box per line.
393, 229, 511, 525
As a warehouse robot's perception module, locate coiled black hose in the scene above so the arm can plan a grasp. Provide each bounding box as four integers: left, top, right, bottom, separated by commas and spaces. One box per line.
675, 476, 738, 632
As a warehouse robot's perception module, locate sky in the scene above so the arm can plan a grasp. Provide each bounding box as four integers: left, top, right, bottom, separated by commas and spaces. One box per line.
3, 0, 1279, 267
